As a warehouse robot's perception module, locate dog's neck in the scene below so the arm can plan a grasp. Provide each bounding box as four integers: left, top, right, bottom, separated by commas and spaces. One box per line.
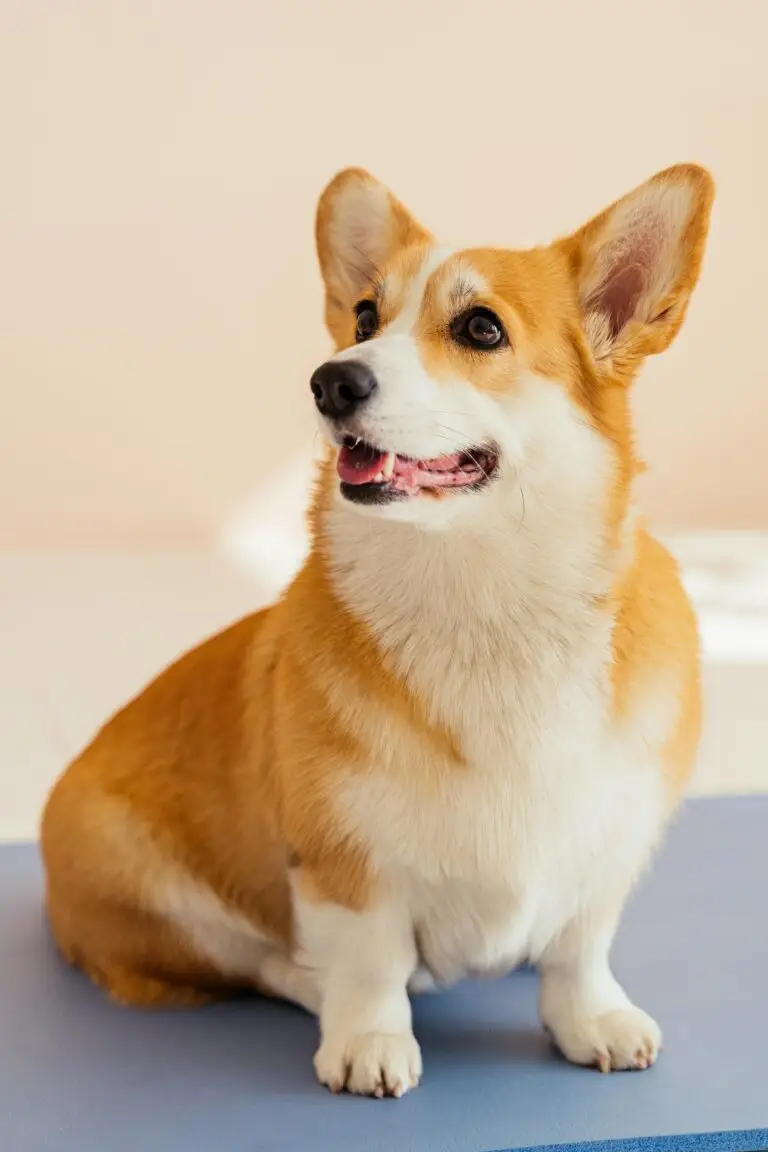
318, 486, 627, 758
321, 467, 624, 678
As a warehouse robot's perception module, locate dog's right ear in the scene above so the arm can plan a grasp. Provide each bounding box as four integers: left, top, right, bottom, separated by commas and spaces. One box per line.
315, 168, 430, 346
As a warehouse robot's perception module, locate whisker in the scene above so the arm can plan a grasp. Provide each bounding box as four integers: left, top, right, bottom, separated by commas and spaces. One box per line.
420, 429, 492, 483
459, 449, 491, 483
432, 428, 492, 480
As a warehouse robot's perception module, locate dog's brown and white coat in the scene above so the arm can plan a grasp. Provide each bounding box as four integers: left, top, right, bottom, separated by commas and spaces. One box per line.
42, 164, 713, 1097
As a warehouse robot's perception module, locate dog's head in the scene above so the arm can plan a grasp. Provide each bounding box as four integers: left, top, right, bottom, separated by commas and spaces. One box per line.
311, 166, 713, 530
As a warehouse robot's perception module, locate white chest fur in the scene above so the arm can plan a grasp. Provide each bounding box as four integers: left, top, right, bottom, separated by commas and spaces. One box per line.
323, 441, 670, 985
335, 644, 667, 984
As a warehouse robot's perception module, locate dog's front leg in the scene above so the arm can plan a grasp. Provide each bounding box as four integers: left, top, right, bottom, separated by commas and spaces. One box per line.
293, 875, 422, 1097
538, 897, 662, 1072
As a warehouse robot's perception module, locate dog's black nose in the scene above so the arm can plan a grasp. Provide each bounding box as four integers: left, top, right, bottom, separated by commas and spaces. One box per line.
310, 360, 378, 420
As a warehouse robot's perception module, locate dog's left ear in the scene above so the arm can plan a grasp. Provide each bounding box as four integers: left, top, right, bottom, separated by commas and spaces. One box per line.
561, 164, 715, 370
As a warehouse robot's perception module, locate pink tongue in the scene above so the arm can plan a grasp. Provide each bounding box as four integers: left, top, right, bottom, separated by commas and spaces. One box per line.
337, 443, 386, 485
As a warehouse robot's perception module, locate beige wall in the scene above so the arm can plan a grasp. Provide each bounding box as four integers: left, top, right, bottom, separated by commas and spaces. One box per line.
2, 0, 767, 549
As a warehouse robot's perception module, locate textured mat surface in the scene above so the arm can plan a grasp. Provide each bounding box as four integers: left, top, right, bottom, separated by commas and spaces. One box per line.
1, 798, 766, 1152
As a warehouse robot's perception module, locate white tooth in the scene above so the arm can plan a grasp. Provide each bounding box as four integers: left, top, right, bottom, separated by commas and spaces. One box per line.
381, 452, 396, 480
353, 436, 361, 449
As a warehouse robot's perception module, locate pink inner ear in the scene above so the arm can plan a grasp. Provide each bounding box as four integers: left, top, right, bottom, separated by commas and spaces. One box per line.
591, 262, 648, 339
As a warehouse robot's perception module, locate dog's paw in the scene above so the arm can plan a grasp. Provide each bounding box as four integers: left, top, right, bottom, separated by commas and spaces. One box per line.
549, 1007, 662, 1072
314, 1030, 422, 1097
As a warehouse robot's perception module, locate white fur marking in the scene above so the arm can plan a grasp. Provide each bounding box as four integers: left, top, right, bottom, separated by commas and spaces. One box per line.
150, 867, 321, 1012
319, 373, 674, 1027
153, 872, 270, 975
326, 255, 497, 516
293, 881, 422, 1096
384, 246, 458, 335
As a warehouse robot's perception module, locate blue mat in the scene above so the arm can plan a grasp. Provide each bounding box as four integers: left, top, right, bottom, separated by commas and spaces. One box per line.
1, 798, 766, 1152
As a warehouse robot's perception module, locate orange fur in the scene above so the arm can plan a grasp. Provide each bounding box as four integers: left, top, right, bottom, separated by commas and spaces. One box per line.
610, 525, 702, 796
41, 537, 463, 997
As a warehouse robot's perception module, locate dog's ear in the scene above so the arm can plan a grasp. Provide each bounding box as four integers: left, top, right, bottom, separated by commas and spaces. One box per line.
560, 164, 714, 374
316, 168, 431, 344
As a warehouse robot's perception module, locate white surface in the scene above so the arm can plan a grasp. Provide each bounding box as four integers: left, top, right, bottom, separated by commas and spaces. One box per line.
1, 535, 766, 842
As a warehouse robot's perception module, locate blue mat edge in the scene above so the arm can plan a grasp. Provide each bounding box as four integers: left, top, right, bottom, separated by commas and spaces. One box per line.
495, 1129, 768, 1152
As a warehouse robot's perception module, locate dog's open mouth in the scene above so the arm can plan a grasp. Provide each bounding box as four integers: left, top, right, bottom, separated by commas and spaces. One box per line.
337, 438, 499, 504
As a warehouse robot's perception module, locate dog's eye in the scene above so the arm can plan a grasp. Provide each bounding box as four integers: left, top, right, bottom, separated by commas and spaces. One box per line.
453, 308, 507, 350
354, 303, 378, 343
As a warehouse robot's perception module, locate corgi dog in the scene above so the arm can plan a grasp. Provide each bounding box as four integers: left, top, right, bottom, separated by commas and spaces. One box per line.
41, 163, 714, 1098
